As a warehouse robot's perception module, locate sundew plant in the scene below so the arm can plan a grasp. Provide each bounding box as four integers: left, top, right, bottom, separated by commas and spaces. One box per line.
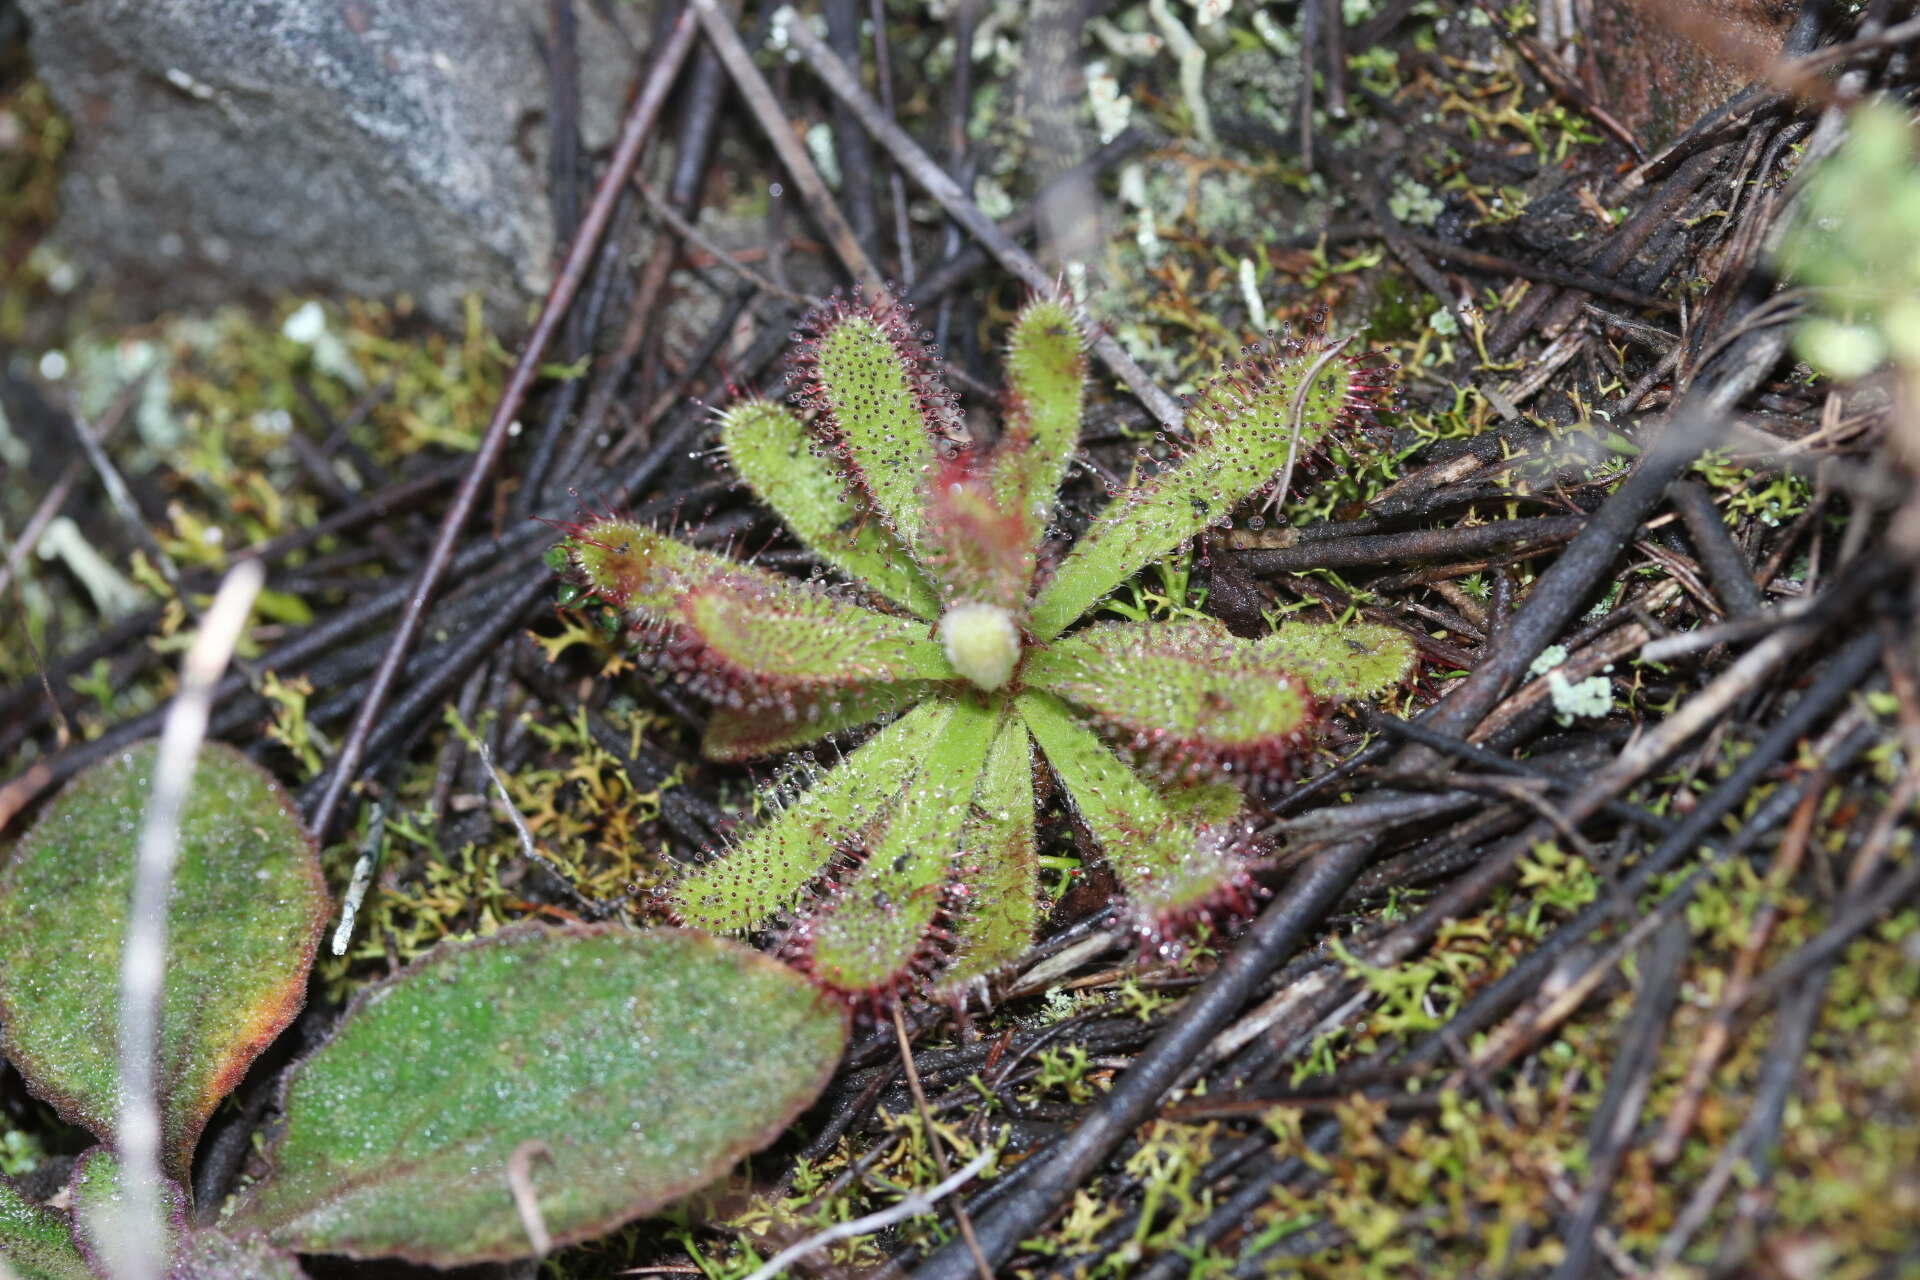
557, 295, 1416, 997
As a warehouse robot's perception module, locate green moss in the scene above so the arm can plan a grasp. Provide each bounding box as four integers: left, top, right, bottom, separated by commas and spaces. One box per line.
0, 75, 72, 344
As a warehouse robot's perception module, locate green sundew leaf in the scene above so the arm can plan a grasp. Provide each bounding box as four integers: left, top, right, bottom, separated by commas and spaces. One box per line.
569, 518, 954, 693
1254, 620, 1418, 701
720, 399, 940, 617
0, 1174, 91, 1280
1016, 691, 1244, 924
701, 682, 932, 762
805, 308, 944, 548
1029, 339, 1367, 639
234, 925, 848, 1266
568, 517, 739, 614
806, 695, 1003, 993
673, 700, 954, 931
993, 296, 1087, 549
0, 743, 329, 1180
939, 712, 1040, 991
682, 584, 953, 684
1024, 619, 1312, 768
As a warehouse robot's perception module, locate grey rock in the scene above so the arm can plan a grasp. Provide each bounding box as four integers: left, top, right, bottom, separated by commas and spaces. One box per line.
19, 0, 643, 325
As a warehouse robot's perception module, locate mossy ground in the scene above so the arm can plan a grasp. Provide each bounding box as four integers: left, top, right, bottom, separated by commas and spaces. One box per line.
2, 1, 1915, 1277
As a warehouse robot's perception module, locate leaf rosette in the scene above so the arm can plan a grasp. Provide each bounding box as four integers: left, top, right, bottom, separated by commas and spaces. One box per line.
558, 295, 1417, 995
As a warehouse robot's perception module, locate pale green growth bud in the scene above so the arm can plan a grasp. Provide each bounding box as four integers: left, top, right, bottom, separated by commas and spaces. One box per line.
939, 602, 1022, 691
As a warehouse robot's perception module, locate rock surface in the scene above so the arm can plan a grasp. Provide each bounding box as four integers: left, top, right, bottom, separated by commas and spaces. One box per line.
1587, 0, 1796, 150
19, 0, 641, 324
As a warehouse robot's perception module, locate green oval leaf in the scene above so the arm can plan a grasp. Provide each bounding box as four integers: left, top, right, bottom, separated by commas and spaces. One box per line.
66, 1147, 186, 1278
233, 924, 848, 1266
1, 1173, 92, 1280
168, 1231, 309, 1280
0, 743, 329, 1180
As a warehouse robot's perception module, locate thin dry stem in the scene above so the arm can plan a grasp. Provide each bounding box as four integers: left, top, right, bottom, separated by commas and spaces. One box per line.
110, 558, 263, 1280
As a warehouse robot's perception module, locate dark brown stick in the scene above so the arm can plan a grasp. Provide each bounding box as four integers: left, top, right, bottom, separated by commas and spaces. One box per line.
1386, 229, 1678, 311
1549, 912, 1690, 1279
1234, 516, 1586, 575
1669, 479, 1766, 616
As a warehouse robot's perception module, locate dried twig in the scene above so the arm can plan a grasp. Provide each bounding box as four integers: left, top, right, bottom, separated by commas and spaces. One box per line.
1549, 912, 1690, 1279
913, 836, 1378, 1279
1233, 516, 1587, 575
633, 174, 815, 305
